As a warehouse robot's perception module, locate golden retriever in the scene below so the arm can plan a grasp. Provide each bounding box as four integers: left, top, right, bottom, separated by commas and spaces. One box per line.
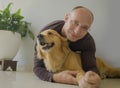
36, 29, 120, 82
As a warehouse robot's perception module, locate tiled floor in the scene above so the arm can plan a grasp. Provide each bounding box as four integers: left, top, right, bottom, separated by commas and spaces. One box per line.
0, 71, 120, 88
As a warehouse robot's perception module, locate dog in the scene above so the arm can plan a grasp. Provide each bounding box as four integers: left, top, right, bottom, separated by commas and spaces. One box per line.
36, 29, 120, 83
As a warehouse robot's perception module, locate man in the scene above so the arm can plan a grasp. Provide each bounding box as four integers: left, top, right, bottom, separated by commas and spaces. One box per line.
33, 6, 101, 88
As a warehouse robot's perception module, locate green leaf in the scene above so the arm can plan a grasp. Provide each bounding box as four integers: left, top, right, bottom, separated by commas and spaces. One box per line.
28, 30, 35, 40
12, 9, 24, 21
3, 3, 12, 18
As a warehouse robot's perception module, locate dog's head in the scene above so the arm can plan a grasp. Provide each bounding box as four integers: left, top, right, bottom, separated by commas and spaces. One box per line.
36, 29, 68, 59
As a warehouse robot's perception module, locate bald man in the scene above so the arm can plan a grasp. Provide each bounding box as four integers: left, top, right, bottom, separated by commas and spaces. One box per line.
34, 6, 101, 88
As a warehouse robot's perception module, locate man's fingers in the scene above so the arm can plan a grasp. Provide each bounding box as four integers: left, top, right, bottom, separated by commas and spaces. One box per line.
84, 71, 101, 84
79, 78, 93, 88
71, 77, 78, 85
65, 71, 79, 84
67, 71, 79, 75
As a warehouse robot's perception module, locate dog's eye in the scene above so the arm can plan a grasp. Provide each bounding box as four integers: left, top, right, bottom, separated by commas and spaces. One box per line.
48, 32, 53, 35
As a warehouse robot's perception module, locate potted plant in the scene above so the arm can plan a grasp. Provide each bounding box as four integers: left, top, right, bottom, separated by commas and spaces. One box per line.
0, 3, 35, 61
0, 2, 35, 39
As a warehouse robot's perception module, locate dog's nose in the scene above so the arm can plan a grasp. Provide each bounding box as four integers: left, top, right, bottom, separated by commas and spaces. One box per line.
37, 34, 44, 39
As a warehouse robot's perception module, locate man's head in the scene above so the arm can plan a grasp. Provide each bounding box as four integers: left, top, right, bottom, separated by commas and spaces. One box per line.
62, 6, 94, 42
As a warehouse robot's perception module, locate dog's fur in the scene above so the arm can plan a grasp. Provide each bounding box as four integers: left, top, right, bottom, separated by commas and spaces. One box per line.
36, 29, 120, 82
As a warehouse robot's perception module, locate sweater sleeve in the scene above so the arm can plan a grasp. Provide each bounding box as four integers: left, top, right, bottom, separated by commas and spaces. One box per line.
81, 50, 100, 75
69, 33, 100, 75
33, 42, 53, 82
80, 36, 100, 75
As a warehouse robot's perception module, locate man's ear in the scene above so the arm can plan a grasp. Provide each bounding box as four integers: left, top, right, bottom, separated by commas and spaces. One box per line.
64, 13, 70, 22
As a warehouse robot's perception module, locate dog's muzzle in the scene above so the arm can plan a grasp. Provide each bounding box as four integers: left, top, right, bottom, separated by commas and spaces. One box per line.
37, 34, 55, 50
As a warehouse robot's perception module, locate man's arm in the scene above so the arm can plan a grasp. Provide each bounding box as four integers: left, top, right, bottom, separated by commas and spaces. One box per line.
80, 33, 100, 75
79, 44, 101, 88
81, 50, 100, 75
69, 34, 100, 75
33, 42, 53, 81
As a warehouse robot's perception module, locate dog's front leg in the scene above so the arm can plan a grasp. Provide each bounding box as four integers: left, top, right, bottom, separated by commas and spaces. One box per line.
76, 71, 85, 84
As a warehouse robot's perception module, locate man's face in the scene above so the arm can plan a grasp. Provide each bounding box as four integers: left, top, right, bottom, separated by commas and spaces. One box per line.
63, 8, 93, 42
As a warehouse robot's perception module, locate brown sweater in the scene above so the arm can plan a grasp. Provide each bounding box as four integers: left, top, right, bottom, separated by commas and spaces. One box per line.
33, 20, 100, 81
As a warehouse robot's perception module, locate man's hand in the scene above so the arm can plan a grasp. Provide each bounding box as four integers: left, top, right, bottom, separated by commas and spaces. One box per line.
78, 71, 101, 88
53, 70, 79, 85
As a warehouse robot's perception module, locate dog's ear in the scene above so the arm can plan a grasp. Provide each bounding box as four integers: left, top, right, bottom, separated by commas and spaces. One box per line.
55, 32, 69, 52
56, 32, 67, 43
61, 37, 68, 47
58, 35, 68, 46
59, 36, 70, 55
60, 36, 67, 42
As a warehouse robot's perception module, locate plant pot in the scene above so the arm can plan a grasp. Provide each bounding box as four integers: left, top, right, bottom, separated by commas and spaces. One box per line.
0, 30, 21, 60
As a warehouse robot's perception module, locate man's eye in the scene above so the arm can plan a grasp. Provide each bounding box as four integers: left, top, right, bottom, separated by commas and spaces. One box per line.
82, 27, 88, 31
74, 21, 79, 26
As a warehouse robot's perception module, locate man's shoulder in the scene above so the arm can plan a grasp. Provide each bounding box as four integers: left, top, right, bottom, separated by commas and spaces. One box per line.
43, 20, 64, 28
83, 33, 96, 50
86, 33, 94, 41
77, 33, 94, 42
76, 33, 95, 50
49, 20, 64, 25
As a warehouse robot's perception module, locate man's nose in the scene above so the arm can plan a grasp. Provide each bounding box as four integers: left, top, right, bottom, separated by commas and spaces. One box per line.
74, 27, 82, 35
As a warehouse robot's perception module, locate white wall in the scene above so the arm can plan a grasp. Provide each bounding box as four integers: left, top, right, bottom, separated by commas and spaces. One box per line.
0, 0, 120, 71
